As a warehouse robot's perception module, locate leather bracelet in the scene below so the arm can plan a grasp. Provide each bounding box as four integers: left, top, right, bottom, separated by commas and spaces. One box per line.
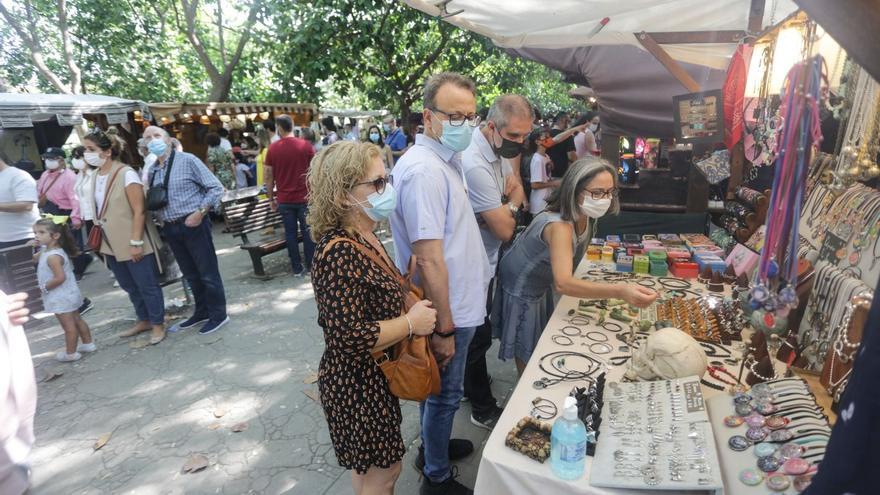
435, 329, 456, 338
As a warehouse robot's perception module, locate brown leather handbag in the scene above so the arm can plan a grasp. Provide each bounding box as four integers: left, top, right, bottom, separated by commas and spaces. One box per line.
324, 237, 441, 401
87, 166, 123, 252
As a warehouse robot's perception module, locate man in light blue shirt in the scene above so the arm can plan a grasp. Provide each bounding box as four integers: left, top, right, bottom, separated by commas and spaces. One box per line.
460, 94, 531, 431
390, 72, 489, 495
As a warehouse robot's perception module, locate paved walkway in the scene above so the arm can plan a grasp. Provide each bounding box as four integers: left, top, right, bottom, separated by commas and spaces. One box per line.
24, 224, 518, 494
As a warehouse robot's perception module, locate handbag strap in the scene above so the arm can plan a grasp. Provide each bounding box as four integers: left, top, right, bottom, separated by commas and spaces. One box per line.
150, 150, 176, 189
324, 236, 406, 287
39, 172, 63, 198
97, 165, 125, 220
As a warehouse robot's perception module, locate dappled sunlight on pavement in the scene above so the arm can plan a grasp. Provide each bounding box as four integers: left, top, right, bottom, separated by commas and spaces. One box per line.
24, 224, 515, 494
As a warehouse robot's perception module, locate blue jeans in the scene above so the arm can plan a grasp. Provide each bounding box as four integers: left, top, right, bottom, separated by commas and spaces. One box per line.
161, 218, 227, 322
107, 253, 165, 325
421, 326, 477, 482
278, 202, 315, 272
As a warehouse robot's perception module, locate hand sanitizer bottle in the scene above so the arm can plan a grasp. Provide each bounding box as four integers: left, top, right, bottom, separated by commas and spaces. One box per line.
550, 396, 587, 480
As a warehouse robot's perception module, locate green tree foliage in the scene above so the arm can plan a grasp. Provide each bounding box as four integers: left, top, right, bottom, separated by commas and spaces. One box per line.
1, 0, 580, 115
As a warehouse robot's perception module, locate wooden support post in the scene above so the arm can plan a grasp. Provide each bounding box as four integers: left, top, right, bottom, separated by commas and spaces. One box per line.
748, 0, 766, 33
727, 141, 746, 200
601, 134, 621, 167
635, 32, 701, 93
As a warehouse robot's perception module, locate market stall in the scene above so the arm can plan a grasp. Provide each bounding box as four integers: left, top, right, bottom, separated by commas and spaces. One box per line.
401, 1, 880, 494
147, 101, 317, 160
0, 93, 151, 172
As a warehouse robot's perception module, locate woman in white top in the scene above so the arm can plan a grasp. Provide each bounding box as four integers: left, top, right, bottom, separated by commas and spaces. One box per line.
364, 125, 395, 171
527, 131, 560, 216
85, 130, 167, 345
573, 112, 600, 158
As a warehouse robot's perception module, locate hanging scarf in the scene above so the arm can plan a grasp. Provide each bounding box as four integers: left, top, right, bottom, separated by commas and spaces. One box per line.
723, 44, 753, 150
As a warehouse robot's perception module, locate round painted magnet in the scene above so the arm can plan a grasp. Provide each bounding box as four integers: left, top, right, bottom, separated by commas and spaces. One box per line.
783, 457, 811, 475
766, 472, 791, 491
724, 415, 745, 427
779, 442, 805, 460
745, 412, 766, 428
735, 402, 754, 416
765, 415, 789, 430
751, 383, 771, 397
746, 426, 768, 442
769, 429, 794, 442
739, 467, 764, 486
756, 401, 778, 415
733, 393, 753, 406
729, 435, 751, 451
758, 455, 781, 472
754, 442, 778, 458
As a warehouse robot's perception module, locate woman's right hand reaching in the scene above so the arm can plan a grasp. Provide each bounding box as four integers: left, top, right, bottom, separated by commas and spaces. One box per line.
620, 284, 659, 308
406, 299, 437, 336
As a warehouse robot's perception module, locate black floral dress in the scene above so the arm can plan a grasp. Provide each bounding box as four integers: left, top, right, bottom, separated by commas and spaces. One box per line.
312, 228, 406, 474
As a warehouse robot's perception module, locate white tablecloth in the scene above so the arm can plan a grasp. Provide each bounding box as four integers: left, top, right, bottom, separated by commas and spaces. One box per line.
474, 261, 738, 495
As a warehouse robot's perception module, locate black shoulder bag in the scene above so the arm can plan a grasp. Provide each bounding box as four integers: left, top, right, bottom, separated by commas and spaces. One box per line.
146, 150, 175, 211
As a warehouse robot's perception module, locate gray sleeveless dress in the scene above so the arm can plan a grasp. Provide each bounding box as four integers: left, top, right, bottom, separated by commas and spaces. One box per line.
491, 211, 592, 363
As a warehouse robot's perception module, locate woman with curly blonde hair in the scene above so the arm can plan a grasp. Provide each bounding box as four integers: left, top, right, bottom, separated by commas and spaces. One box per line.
307, 141, 437, 495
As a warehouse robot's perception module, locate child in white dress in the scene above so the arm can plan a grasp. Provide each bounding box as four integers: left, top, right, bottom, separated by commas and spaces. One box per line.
32, 218, 94, 362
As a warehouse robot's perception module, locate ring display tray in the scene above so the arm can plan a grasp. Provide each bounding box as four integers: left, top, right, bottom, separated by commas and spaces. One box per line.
590, 376, 723, 493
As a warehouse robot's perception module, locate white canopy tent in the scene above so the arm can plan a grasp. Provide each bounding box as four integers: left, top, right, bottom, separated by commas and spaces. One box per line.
403, 0, 799, 70
0, 93, 151, 128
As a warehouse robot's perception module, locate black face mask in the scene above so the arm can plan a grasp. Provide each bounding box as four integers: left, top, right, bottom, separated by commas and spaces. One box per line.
493, 128, 522, 159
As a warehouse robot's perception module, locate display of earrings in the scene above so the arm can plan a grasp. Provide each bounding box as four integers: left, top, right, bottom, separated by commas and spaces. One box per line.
590, 378, 723, 490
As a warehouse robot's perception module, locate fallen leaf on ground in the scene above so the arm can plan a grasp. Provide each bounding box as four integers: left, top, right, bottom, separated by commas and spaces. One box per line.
302, 372, 318, 384
94, 432, 112, 451
303, 389, 320, 403
213, 408, 227, 418
182, 454, 209, 474
207, 423, 222, 430
41, 368, 64, 382
129, 340, 149, 349
231, 422, 248, 433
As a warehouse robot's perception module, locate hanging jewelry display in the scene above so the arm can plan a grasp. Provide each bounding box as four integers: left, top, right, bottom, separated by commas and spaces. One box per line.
749, 49, 826, 341
835, 64, 880, 184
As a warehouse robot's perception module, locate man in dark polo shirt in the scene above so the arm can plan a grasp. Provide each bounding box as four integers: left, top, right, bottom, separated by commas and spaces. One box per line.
264, 114, 316, 276
547, 111, 578, 179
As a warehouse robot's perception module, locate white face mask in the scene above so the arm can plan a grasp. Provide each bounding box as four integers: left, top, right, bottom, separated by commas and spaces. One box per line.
83, 151, 104, 167
45, 159, 61, 170
71, 158, 86, 170
580, 197, 611, 218
589, 123, 599, 132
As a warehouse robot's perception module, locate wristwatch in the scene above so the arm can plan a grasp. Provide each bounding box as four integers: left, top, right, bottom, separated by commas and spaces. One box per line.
198, 206, 208, 216
129, 239, 145, 247
508, 204, 520, 215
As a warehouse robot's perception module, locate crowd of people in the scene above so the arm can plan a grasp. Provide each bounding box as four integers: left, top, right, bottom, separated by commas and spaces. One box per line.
305, 72, 657, 495
0, 71, 638, 495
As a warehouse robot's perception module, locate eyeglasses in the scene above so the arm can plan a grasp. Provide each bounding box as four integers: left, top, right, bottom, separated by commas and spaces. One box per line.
585, 188, 619, 200
355, 175, 391, 195
430, 108, 481, 127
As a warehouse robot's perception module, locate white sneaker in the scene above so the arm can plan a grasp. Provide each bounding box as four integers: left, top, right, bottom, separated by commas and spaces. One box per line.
77, 342, 97, 353
55, 351, 82, 362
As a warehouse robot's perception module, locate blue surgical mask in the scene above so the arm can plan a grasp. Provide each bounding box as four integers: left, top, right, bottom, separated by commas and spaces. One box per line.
147, 139, 168, 156
439, 121, 473, 152
382, 123, 391, 133
369, 133, 380, 143
352, 183, 396, 221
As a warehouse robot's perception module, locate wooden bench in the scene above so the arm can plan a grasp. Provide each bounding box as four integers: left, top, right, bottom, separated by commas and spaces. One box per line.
222, 194, 290, 278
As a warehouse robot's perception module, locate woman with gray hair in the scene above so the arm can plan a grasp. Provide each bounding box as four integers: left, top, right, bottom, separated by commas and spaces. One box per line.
492, 156, 658, 373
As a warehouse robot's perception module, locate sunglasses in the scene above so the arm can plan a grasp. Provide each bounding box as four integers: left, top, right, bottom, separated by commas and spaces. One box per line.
354, 176, 392, 195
